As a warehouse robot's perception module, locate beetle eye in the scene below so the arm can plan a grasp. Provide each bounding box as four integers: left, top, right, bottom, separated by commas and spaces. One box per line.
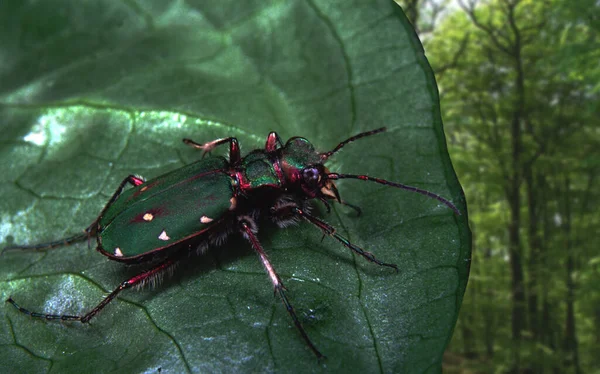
302, 167, 320, 185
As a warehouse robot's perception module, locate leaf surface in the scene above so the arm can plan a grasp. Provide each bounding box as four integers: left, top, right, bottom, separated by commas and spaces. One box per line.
0, 1, 470, 372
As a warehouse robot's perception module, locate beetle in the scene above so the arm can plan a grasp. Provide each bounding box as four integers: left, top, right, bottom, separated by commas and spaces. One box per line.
3, 128, 459, 358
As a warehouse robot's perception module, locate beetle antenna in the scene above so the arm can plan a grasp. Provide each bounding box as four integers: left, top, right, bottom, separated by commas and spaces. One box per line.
320, 127, 386, 161
327, 173, 461, 215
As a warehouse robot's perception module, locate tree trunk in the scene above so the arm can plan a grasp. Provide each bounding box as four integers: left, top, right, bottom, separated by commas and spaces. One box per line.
562, 176, 581, 374
525, 147, 543, 372
507, 29, 527, 373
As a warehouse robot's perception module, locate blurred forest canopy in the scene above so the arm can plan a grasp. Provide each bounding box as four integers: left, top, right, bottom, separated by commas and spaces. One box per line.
396, 0, 599, 373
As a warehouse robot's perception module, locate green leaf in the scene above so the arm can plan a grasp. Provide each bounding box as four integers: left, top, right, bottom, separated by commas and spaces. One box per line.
0, 1, 470, 372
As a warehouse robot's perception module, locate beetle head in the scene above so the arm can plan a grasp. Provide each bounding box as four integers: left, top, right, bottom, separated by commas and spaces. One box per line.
277, 128, 461, 216
279, 137, 340, 202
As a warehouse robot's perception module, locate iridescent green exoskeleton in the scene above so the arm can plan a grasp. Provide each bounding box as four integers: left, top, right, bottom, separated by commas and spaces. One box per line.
3, 128, 459, 359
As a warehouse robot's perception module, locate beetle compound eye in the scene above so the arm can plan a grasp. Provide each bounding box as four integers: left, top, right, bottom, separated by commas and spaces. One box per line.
302, 167, 320, 185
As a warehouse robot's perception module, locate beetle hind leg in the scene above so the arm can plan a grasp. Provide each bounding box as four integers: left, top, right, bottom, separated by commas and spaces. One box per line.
6, 259, 174, 323
238, 217, 325, 359
2, 232, 89, 254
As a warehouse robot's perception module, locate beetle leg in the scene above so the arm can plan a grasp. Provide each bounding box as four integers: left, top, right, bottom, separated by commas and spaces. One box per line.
317, 198, 361, 216
85, 174, 145, 234
293, 207, 398, 271
265, 131, 284, 152
239, 219, 325, 359
2, 175, 145, 253
95, 175, 145, 217
182, 137, 240, 164
317, 197, 332, 213
6, 260, 174, 322
2, 233, 89, 254
339, 200, 362, 216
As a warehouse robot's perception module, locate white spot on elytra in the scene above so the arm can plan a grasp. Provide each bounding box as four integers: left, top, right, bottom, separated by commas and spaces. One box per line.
200, 215, 213, 224
158, 230, 170, 241
143, 213, 154, 221
229, 197, 237, 210
114, 247, 123, 257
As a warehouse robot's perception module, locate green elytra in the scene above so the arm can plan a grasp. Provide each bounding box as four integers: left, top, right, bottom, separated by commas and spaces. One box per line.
98, 158, 233, 259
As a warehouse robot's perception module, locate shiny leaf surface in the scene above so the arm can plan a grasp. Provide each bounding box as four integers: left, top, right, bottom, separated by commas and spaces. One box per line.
0, 1, 470, 372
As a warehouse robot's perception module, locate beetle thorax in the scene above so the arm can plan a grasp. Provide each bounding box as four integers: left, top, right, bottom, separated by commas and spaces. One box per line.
235, 136, 339, 203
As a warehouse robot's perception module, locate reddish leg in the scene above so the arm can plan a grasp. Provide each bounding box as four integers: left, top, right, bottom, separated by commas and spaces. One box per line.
265, 131, 284, 152
6, 260, 173, 322
293, 207, 398, 271
182, 137, 240, 164
2, 175, 145, 254
92, 175, 145, 229
239, 219, 324, 359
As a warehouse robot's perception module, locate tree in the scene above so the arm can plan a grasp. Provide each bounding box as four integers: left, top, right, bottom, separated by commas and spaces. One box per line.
406, 0, 600, 371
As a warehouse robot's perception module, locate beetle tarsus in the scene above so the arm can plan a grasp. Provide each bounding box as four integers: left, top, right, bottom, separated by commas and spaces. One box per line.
8, 260, 174, 323
1, 232, 89, 254
7, 297, 82, 321
184, 137, 241, 164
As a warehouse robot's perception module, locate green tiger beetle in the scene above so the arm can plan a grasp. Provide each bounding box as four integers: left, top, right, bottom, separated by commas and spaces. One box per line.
3, 128, 459, 359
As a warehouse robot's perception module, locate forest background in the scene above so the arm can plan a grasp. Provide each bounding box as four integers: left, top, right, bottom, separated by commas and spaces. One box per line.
396, 0, 599, 373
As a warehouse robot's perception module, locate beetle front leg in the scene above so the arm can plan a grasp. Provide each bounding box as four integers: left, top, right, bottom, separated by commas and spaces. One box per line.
339, 200, 362, 216
291, 207, 398, 271
6, 259, 174, 322
238, 217, 325, 359
316, 198, 362, 216
2, 175, 145, 253
182, 137, 240, 164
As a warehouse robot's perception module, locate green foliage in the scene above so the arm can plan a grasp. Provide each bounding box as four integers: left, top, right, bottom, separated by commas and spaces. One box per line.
0, 1, 468, 372
413, 0, 600, 372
